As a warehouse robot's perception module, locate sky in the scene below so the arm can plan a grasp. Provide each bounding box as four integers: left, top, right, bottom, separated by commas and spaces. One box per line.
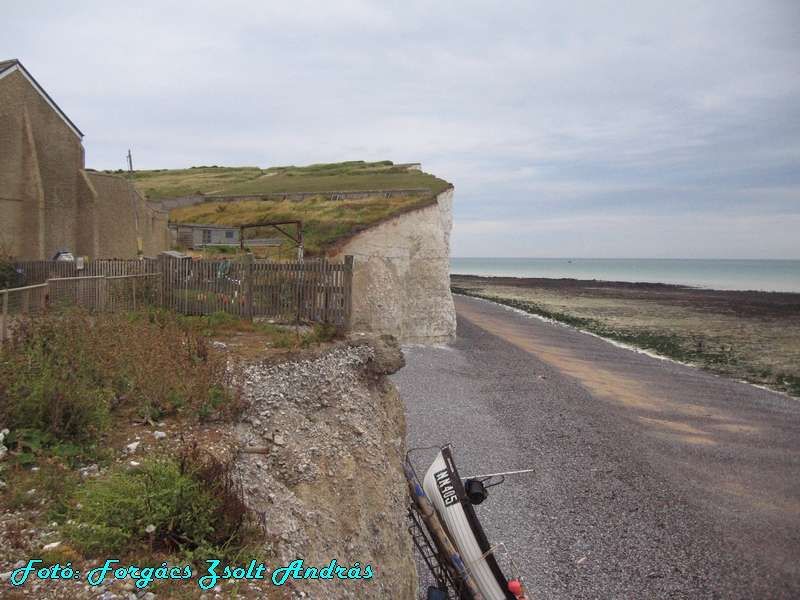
2, 1, 799, 259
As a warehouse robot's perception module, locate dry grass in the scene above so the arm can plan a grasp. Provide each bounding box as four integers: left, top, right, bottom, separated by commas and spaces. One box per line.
170, 194, 438, 255
108, 160, 450, 200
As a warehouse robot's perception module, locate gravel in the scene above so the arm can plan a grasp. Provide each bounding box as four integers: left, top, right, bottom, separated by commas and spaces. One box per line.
393, 298, 800, 599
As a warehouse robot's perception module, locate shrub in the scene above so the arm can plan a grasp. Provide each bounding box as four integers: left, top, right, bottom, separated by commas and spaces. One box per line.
0, 308, 243, 446
64, 447, 251, 557
0, 250, 15, 289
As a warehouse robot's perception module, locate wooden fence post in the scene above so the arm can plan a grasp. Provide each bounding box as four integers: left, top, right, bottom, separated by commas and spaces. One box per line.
244, 254, 254, 322
1, 291, 7, 341
158, 255, 168, 311
343, 255, 354, 331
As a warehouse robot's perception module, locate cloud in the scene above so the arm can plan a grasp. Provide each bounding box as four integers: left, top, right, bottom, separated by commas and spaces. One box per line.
1, 0, 798, 258
452, 211, 800, 259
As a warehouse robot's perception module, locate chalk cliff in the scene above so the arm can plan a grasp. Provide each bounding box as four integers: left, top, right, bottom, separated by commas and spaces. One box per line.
328, 188, 456, 345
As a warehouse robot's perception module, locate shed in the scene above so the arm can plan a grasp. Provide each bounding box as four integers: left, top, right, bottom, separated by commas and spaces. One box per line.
169, 223, 240, 249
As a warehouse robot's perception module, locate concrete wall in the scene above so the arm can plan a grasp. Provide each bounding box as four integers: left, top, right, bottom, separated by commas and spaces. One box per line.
328, 188, 456, 345
0, 68, 78, 259
87, 173, 170, 258
0, 64, 169, 260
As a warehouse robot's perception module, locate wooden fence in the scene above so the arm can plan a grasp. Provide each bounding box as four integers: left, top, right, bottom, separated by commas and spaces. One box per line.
160, 255, 353, 328
9, 256, 353, 329
47, 274, 163, 313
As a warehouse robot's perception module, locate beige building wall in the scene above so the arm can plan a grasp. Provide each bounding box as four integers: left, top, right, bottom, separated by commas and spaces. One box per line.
328, 188, 456, 345
0, 61, 168, 260
0, 68, 77, 258
87, 172, 169, 258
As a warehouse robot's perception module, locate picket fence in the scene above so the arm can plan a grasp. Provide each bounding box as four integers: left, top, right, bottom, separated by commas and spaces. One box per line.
4, 257, 353, 337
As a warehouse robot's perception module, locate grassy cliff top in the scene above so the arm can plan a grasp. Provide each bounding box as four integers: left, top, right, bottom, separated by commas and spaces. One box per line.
105, 161, 452, 256
105, 160, 451, 200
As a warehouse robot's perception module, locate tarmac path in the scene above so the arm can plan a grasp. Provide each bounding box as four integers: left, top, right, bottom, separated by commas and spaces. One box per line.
392, 294, 800, 599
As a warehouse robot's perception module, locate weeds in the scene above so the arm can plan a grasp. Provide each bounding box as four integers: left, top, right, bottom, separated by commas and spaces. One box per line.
62, 445, 255, 559
0, 305, 346, 567
0, 248, 14, 289
0, 456, 78, 513
0, 307, 243, 447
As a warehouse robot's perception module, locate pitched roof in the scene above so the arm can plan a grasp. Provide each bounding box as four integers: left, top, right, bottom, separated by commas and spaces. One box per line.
0, 58, 83, 139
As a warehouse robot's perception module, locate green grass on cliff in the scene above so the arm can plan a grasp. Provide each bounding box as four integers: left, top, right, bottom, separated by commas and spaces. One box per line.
107, 160, 451, 200
108, 161, 452, 256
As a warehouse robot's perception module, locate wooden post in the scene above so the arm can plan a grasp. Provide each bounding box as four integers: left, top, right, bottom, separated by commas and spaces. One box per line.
158, 255, 168, 311
1, 291, 7, 342
343, 255, 354, 331
244, 253, 254, 321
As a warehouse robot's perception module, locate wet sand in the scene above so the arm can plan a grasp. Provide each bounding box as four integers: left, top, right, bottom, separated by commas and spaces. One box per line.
451, 274, 800, 398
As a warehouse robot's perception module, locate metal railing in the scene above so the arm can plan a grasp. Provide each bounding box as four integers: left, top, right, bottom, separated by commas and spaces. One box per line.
1, 284, 48, 341
1, 274, 163, 341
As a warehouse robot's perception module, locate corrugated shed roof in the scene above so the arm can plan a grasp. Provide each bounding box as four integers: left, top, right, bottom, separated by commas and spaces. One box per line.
0, 58, 84, 139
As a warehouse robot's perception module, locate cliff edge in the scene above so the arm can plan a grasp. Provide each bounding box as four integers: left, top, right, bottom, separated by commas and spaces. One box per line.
231, 335, 416, 599
328, 188, 456, 345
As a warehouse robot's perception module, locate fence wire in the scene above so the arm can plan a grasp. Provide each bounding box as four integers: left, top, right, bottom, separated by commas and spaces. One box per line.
1, 284, 47, 341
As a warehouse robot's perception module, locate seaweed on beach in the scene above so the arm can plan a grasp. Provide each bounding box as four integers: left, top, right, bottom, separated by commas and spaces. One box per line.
451, 286, 738, 371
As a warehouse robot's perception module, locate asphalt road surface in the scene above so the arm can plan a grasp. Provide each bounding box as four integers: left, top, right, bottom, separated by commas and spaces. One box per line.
392, 294, 800, 599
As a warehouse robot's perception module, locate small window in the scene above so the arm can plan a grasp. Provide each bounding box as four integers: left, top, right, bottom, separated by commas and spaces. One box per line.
202, 229, 212, 244
226, 231, 234, 239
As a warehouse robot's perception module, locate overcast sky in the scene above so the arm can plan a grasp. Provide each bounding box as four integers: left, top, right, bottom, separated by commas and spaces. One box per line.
3, 1, 798, 259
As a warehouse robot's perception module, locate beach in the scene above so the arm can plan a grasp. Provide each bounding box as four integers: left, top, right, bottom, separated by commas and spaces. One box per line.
451, 274, 800, 398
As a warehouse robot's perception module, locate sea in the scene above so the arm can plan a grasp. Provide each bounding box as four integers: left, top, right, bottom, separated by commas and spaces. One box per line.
449, 258, 800, 293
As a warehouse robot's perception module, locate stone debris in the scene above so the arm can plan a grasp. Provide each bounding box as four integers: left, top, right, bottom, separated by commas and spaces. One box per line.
227, 336, 415, 599
0, 335, 416, 600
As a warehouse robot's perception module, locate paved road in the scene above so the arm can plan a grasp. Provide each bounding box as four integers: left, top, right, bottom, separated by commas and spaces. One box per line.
392, 294, 800, 599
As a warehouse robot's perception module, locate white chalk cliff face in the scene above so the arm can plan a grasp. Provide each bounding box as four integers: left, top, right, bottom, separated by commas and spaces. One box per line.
329, 189, 456, 345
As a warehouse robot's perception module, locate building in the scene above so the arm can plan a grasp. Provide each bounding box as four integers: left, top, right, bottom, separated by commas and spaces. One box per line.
168, 223, 240, 249
0, 59, 169, 260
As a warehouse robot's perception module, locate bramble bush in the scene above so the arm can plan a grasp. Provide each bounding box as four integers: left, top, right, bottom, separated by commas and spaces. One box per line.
0, 307, 243, 446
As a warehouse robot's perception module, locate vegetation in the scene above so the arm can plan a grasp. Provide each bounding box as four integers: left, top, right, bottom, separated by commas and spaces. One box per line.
0, 306, 344, 573
63, 447, 251, 559
172, 194, 441, 255
0, 307, 239, 443
110, 161, 452, 256
0, 247, 14, 289
112, 160, 451, 200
